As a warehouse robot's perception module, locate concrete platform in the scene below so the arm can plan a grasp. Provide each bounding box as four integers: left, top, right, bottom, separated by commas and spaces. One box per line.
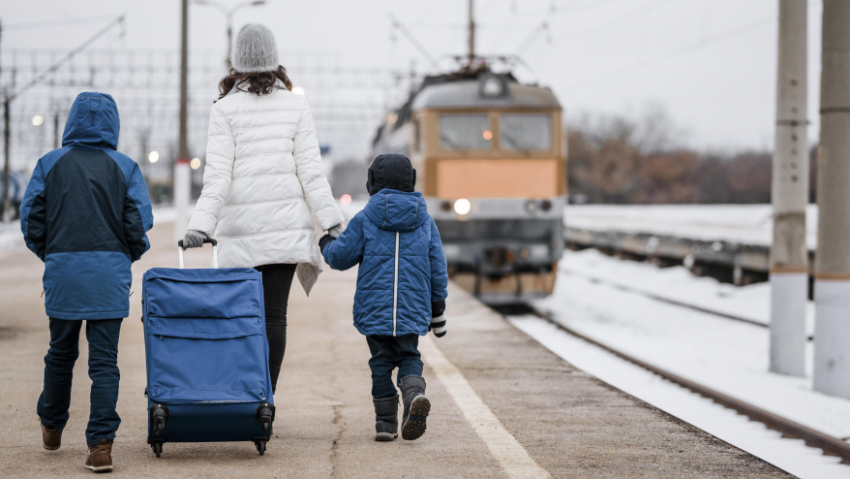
0, 222, 791, 478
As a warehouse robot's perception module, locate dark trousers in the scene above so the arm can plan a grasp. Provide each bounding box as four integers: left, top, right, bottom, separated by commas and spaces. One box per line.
366, 334, 423, 399
37, 318, 123, 447
255, 263, 296, 394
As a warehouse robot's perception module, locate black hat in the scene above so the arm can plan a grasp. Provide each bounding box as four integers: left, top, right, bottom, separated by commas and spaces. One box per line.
367, 153, 416, 196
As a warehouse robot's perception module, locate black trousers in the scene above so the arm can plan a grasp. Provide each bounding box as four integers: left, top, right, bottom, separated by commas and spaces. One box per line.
366, 334, 423, 399
255, 263, 296, 394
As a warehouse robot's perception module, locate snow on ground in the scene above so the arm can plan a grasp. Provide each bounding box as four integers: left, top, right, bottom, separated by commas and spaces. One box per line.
566, 204, 819, 248
562, 248, 815, 336
532, 249, 850, 442
509, 315, 850, 479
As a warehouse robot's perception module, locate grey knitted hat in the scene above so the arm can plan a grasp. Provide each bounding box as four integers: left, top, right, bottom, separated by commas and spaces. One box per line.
233, 24, 279, 73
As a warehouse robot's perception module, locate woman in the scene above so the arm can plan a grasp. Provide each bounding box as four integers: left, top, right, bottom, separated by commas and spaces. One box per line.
183, 24, 344, 394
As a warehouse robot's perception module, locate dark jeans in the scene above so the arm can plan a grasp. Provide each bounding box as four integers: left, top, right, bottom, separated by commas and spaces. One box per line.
366, 334, 423, 399
255, 263, 296, 394
37, 318, 123, 447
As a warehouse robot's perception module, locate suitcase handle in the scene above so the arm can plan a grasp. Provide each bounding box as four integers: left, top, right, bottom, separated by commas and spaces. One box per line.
177, 238, 219, 269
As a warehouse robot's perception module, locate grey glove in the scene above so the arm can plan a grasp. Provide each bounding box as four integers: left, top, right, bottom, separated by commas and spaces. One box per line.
328, 224, 344, 238
183, 230, 208, 248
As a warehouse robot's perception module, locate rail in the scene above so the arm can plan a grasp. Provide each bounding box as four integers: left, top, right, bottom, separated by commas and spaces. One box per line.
524, 306, 850, 464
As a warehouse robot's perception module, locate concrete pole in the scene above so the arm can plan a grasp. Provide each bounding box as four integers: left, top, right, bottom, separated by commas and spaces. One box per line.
53, 109, 60, 150
769, 0, 808, 377
1, 98, 10, 222
226, 14, 233, 71
468, 0, 475, 64
175, 0, 191, 242
814, 0, 850, 398
0, 18, 7, 223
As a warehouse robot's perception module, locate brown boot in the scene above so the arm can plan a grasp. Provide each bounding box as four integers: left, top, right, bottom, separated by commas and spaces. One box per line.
85, 440, 113, 473
40, 422, 62, 451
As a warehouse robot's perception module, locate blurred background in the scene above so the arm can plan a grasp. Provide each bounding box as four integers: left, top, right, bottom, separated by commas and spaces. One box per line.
0, 0, 820, 208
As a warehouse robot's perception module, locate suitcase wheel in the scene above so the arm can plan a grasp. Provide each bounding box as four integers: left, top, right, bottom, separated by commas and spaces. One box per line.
151, 443, 163, 458
255, 440, 266, 456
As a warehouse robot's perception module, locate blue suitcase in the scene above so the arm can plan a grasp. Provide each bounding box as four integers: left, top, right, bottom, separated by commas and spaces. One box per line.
142, 239, 275, 457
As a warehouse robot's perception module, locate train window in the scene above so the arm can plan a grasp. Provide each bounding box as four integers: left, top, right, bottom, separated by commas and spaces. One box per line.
500, 114, 551, 151
438, 114, 492, 150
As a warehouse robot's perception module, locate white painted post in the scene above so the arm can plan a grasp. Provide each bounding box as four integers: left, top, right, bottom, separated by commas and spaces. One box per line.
814, 0, 850, 398
769, 0, 808, 377
174, 160, 190, 242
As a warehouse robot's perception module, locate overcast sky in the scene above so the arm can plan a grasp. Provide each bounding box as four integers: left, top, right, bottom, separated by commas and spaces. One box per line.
2, 0, 824, 153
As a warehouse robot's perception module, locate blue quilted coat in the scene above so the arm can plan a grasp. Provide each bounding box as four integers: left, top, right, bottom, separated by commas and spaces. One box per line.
322, 189, 448, 336
19, 92, 153, 320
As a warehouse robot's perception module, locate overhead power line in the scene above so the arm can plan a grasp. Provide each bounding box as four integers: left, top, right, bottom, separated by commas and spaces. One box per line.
567, 15, 777, 92
387, 13, 439, 71
7, 16, 125, 102
4, 15, 119, 31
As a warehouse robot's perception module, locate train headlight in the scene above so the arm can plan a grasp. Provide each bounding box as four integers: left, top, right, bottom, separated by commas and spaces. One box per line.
525, 200, 538, 214
454, 198, 472, 216
529, 245, 550, 260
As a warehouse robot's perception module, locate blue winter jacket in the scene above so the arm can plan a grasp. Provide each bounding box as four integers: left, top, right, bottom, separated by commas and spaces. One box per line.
322, 189, 448, 336
19, 92, 153, 320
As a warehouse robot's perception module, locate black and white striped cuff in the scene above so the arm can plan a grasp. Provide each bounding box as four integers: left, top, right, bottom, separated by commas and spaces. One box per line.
430, 315, 447, 337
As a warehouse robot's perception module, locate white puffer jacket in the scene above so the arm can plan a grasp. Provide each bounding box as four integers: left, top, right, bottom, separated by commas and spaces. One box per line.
188, 85, 344, 294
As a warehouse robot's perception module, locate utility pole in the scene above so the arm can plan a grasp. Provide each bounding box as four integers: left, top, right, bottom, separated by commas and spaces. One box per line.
140, 129, 152, 200
53, 108, 61, 149
1, 98, 9, 221
468, 0, 476, 64
0, 17, 8, 221
175, 0, 191, 241
814, 0, 850, 398
769, 0, 808, 377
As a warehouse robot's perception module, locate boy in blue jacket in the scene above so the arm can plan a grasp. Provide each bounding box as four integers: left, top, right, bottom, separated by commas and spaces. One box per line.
320, 153, 448, 441
19, 92, 153, 473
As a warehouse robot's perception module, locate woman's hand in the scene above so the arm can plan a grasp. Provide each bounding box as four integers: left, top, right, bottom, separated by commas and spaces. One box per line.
183, 230, 208, 248
328, 224, 344, 238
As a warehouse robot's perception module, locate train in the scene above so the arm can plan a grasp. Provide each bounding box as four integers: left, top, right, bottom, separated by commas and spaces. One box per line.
370, 63, 566, 304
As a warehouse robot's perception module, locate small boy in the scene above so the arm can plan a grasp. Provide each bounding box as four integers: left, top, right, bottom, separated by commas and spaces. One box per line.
320, 153, 448, 441
19, 92, 152, 473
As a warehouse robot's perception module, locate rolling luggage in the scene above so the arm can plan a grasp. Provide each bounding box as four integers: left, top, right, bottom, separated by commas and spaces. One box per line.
142, 239, 275, 457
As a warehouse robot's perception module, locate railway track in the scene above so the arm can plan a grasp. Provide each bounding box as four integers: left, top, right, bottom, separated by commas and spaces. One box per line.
503, 305, 850, 465
560, 268, 815, 341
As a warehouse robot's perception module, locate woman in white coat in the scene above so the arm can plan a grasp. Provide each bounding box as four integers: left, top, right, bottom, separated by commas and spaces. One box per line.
183, 24, 344, 393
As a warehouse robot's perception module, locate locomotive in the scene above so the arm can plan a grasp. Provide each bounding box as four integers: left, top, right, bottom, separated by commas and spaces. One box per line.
370, 63, 566, 304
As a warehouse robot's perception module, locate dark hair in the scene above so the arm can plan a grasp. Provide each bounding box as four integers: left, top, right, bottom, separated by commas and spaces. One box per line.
217, 65, 293, 101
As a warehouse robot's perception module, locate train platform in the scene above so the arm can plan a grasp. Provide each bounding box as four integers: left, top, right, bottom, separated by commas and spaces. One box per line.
0, 222, 791, 478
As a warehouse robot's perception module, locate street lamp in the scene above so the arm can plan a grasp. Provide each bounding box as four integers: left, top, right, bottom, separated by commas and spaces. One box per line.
192, 0, 267, 70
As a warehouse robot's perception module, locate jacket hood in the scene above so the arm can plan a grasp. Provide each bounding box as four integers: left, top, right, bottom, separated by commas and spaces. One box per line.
363, 189, 429, 232
62, 92, 120, 149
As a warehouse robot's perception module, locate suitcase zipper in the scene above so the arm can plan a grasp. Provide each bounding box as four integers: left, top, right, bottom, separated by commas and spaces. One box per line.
393, 231, 400, 336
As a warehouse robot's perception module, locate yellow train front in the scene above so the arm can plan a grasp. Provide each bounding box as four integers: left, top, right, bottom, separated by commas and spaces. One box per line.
371, 68, 565, 304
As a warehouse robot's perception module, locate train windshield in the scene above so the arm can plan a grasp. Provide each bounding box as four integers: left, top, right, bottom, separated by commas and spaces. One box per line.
500, 114, 551, 151
439, 114, 492, 150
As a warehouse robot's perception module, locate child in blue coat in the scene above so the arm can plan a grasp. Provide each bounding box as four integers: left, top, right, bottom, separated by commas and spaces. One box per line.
320, 153, 448, 441
20, 92, 153, 472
